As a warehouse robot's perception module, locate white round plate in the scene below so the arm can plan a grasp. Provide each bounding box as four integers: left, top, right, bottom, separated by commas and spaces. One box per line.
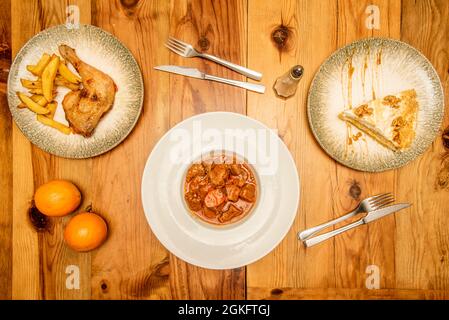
141, 112, 300, 269
308, 38, 444, 172
8, 24, 143, 158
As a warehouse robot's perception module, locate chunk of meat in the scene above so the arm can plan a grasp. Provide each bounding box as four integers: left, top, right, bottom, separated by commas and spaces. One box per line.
201, 162, 212, 174
230, 164, 243, 175
215, 201, 228, 214
208, 164, 229, 186
226, 185, 240, 202
198, 183, 214, 200
184, 191, 202, 211
218, 204, 243, 223
59, 45, 117, 137
202, 206, 217, 219
186, 164, 206, 182
204, 189, 226, 208
226, 175, 246, 187
189, 175, 208, 191
202, 162, 212, 174
240, 183, 256, 202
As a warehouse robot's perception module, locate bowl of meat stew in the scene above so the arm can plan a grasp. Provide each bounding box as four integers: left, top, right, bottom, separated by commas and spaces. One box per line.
184, 152, 258, 226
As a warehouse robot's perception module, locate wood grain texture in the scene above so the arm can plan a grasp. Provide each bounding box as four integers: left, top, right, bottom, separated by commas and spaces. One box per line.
247, 0, 338, 290
332, 0, 400, 291
90, 0, 172, 300
0, 0, 12, 300
12, 0, 46, 300
167, 0, 247, 299
11, 0, 92, 300
247, 0, 449, 300
248, 287, 449, 300
396, 0, 449, 291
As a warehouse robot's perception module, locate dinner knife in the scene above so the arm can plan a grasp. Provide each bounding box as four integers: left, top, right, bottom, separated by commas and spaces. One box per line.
154, 65, 266, 94
303, 203, 411, 248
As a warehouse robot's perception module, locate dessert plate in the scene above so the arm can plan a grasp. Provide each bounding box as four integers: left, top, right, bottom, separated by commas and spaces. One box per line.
308, 38, 444, 172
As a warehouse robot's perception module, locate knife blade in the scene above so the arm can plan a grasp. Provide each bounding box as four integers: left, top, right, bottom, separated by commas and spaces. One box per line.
154, 65, 205, 79
154, 65, 266, 93
303, 203, 411, 247
363, 203, 411, 223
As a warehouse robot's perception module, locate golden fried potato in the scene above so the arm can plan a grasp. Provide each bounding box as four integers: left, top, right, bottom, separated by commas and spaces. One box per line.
18, 94, 46, 108
20, 78, 42, 89
27, 53, 51, 76
41, 54, 60, 101
17, 92, 49, 114
55, 75, 80, 90
37, 115, 71, 135
58, 62, 81, 84
28, 89, 56, 97
28, 88, 44, 95
45, 102, 57, 119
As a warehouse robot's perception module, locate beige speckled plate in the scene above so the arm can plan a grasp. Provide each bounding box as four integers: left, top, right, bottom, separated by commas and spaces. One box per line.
7, 24, 144, 158
308, 38, 444, 172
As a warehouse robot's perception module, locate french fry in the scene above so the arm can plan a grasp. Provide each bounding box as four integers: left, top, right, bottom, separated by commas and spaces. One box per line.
55, 75, 80, 90
20, 78, 42, 89
35, 96, 48, 107
58, 62, 81, 84
18, 94, 43, 108
28, 88, 44, 95
27, 53, 51, 76
28, 87, 56, 96
37, 115, 71, 135
45, 102, 57, 119
16, 92, 49, 114
42, 54, 60, 101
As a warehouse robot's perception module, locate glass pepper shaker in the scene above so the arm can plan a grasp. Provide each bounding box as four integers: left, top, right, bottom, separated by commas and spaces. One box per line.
273, 65, 304, 98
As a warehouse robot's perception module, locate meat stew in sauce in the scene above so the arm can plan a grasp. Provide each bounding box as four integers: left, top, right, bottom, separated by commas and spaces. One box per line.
184, 153, 258, 225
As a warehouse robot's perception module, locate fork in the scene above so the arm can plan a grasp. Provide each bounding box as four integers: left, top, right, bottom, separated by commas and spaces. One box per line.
298, 193, 394, 241
166, 37, 263, 81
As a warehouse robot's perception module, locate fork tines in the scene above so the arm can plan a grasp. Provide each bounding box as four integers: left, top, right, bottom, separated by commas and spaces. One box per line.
369, 193, 394, 209
165, 37, 191, 57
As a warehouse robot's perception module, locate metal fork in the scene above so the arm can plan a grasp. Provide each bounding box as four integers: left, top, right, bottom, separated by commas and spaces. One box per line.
165, 37, 263, 81
298, 193, 394, 241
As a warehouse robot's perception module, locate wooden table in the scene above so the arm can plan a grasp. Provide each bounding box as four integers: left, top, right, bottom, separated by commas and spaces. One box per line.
1, 0, 448, 300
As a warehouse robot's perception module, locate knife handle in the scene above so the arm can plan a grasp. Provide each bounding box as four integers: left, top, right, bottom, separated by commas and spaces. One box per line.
204, 74, 266, 94
302, 219, 364, 248
201, 53, 262, 81
298, 208, 359, 241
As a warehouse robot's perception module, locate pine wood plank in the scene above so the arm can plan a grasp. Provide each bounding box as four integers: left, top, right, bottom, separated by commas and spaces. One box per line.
12, 0, 47, 300
4, 0, 449, 300
395, 0, 449, 290
333, 0, 401, 290
167, 0, 247, 299
0, 0, 12, 300
248, 287, 449, 300
11, 0, 92, 299
89, 0, 173, 300
246, 0, 338, 289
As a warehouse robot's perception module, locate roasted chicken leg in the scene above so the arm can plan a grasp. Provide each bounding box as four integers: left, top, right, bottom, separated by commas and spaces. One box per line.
59, 45, 117, 137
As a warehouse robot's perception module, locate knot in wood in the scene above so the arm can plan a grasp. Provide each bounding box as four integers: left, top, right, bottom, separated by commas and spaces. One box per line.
271, 288, 283, 295
198, 37, 210, 51
100, 280, 109, 292
349, 181, 362, 200
120, 0, 139, 16
28, 203, 50, 232
154, 258, 170, 278
120, 0, 139, 8
271, 25, 290, 49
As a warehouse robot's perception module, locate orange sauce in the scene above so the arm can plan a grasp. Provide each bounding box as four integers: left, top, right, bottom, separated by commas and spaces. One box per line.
184, 152, 258, 226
